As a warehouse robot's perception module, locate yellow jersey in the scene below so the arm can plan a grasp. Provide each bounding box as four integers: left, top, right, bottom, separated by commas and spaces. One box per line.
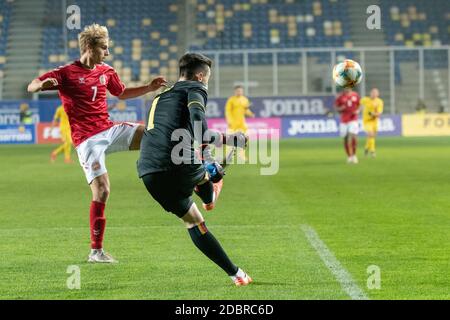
361, 97, 384, 123
225, 95, 253, 130
53, 105, 70, 133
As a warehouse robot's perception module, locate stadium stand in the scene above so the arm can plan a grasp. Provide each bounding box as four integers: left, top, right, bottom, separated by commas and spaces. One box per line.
191, 0, 352, 65
0, 0, 13, 73
0, 0, 448, 111
190, 0, 448, 65
379, 0, 449, 111
186, 0, 449, 112
41, 0, 180, 84
381, 0, 449, 68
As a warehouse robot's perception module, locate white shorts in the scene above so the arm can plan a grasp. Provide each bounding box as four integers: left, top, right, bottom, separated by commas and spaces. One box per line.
339, 121, 359, 137
76, 122, 140, 184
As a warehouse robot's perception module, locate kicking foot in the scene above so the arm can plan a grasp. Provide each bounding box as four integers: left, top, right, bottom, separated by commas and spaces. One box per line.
50, 152, 57, 163
88, 249, 118, 263
203, 180, 223, 211
231, 268, 253, 287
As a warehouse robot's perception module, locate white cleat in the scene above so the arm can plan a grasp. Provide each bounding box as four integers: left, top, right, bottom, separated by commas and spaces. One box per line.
88, 249, 118, 263
347, 155, 358, 164
231, 268, 253, 287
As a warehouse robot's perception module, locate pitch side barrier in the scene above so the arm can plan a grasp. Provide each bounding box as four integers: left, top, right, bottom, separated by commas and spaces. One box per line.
0, 98, 145, 144
4, 98, 450, 144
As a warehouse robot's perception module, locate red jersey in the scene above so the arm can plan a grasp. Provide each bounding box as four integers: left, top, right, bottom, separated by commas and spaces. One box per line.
335, 91, 360, 123
38, 60, 125, 146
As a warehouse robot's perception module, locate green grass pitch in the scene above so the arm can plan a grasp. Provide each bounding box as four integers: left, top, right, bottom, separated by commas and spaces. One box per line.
1, 136, 449, 299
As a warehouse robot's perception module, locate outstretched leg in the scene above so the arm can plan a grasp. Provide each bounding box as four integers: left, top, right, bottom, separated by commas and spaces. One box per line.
194, 176, 223, 211
129, 124, 145, 150
182, 203, 252, 286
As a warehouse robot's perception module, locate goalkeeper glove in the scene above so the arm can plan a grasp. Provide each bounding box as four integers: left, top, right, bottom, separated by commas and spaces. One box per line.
204, 161, 225, 183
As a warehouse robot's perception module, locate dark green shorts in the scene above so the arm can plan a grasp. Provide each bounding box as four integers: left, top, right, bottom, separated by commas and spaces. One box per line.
142, 165, 206, 218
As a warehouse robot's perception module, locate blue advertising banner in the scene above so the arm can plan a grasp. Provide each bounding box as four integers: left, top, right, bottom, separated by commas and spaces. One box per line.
282, 115, 402, 138
108, 99, 145, 122
1, 96, 333, 122
0, 101, 41, 125
37, 98, 145, 122
0, 124, 36, 144
206, 96, 335, 118
0, 98, 145, 124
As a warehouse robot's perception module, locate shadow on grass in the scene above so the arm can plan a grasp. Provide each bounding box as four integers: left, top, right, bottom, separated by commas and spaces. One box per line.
250, 281, 291, 286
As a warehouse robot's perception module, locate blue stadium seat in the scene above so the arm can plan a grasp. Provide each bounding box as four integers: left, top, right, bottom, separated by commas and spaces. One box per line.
190, 0, 351, 66
41, 0, 178, 80
0, 0, 13, 70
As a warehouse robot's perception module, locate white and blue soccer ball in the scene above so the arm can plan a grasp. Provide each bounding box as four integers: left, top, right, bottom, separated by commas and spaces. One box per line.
332, 59, 363, 88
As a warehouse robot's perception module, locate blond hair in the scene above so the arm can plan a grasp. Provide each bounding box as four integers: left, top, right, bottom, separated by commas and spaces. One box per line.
78, 23, 109, 54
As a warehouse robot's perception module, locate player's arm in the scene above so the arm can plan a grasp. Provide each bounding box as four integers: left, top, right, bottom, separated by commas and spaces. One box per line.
28, 68, 63, 93
372, 100, 384, 118
189, 90, 244, 183
245, 101, 255, 117
353, 96, 361, 115
27, 78, 59, 93
118, 76, 167, 100
334, 103, 345, 112
224, 98, 234, 126
360, 98, 373, 119
334, 97, 344, 112
189, 89, 222, 149
189, 90, 247, 149
377, 100, 384, 116
188, 89, 224, 181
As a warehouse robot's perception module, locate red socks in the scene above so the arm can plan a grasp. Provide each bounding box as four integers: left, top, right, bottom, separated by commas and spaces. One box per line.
90, 201, 106, 249
351, 136, 357, 155
344, 138, 351, 156
344, 137, 357, 156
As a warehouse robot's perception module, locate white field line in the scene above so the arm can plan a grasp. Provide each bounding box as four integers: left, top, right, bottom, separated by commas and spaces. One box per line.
301, 224, 369, 300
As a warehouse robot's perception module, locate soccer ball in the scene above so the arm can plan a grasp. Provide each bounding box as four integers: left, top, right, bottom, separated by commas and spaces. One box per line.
332, 59, 363, 88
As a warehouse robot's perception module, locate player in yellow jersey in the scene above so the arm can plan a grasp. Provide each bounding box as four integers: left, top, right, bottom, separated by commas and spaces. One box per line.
225, 85, 254, 160
361, 88, 384, 158
50, 105, 73, 163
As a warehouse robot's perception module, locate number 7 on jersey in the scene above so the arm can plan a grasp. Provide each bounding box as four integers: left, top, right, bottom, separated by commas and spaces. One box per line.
91, 86, 97, 102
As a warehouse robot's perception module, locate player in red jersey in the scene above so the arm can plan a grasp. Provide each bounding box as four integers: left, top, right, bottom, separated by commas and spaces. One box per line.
334, 88, 361, 164
27, 24, 167, 263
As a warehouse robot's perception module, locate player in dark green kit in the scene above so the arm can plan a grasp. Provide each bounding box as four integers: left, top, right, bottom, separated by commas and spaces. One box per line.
138, 53, 252, 286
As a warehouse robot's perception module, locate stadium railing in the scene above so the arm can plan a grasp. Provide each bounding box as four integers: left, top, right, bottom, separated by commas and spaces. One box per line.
199, 45, 450, 115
